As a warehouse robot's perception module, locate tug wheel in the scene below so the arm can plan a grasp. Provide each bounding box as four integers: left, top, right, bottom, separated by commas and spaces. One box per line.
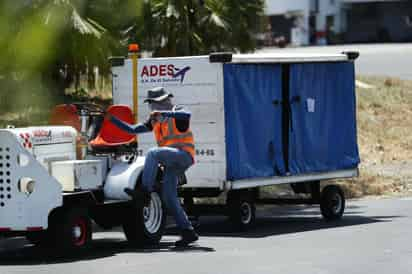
123, 192, 166, 247
49, 207, 92, 251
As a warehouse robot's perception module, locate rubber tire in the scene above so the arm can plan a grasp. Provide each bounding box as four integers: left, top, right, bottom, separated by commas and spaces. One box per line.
320, 185, 345, 221
227, 191, 256, 231
26, 231, 50, 247
123, 192, 166, 247
49, 207, 92, 251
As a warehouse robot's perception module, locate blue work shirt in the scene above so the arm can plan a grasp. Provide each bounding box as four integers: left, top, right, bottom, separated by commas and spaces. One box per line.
110, 106, 191, 134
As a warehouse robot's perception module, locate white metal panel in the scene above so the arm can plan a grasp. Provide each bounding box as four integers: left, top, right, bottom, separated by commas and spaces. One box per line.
231, 53, 348, 63
51, 160, 103, 192
137, 103, 223, 123
183, 162, 226, 188
0, 130, 62, 230
137, 143, 225, 163
6, 126, 77, 155
138, 123, 223, 144
103, 157, 145, 200
33, 143, 76, 171
112, 56, 226, 189
128, 85, 221, 105
85, 155, 110, 180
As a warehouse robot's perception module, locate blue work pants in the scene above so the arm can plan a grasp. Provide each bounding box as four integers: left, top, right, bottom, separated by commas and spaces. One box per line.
142, 147, 193, 230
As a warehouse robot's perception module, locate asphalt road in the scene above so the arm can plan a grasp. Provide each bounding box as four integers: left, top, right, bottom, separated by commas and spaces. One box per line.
258, 43, 412, 80
1, 197, 411, 274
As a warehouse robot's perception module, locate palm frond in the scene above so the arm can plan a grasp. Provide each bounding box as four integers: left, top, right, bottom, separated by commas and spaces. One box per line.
209, 12, 227, 29
166, 3, 179, 18
71, 7, 105, 38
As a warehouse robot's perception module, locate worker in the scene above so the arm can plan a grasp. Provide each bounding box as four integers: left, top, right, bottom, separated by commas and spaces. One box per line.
108, 87, 198, 247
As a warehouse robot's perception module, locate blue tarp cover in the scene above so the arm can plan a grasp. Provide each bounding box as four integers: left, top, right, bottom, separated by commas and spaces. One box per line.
223, 62, 360, 181
223, 64, 285, 180
288, 62, 360, 174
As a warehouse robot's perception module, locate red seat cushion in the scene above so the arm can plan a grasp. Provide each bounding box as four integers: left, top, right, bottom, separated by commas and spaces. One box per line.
90, 105, 136, 147
49, 104, 81, 131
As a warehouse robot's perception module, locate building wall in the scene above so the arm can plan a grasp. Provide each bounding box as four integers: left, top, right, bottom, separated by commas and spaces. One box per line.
265, 0, 311, 45
318, 0, 342, 32
265, 1, 311, 16
344, 1, 412, 43
265, 0, 344, 45
265, 0, 412, 45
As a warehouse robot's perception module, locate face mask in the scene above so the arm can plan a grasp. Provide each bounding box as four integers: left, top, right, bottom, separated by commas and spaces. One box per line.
149, 99, 172, 111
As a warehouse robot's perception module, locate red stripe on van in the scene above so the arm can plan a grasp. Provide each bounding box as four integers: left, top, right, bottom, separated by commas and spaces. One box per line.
27, 227, 43, 231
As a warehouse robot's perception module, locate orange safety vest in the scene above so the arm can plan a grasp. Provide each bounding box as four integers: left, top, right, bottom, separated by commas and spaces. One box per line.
153, 117, 195, 161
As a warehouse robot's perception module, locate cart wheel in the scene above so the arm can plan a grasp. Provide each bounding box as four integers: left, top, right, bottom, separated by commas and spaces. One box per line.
123, 192, 166, 247
49, 207, 92, 251
320, 185, 345, 221
227, 191, 256, 230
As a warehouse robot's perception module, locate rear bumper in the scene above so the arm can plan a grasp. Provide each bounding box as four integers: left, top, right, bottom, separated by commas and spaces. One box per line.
0, 227, 44, 237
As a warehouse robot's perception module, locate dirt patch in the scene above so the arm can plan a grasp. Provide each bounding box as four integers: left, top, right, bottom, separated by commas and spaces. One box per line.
338, 76, 412, 198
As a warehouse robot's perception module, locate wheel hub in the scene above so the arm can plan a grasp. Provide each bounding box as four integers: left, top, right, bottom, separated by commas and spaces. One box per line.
143, 193, 163, 234
72, 219, 87, 246
240, 202, 252, 224
331, 193, 342, 213
143, 207, 150, 221
73, 226, 82, 238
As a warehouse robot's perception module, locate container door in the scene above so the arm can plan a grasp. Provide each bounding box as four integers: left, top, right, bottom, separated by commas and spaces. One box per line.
288, 62, 360, 175
223, 64, 285, 180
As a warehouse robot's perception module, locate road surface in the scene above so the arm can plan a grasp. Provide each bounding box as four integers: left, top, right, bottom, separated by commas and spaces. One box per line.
1, 197, 411, 274
258, 43, 412, 80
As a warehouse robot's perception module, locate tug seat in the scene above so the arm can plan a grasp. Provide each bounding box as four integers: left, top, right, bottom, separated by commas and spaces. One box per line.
89, 105, 136, 148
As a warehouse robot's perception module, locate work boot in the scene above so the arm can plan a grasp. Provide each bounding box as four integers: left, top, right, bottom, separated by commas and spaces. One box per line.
175, 229, 199, 247
124, 188, 151, 207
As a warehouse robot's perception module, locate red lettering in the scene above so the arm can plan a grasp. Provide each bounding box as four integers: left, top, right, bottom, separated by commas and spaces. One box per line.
159, 65, 166, 76
141, 64, 176, 77
167, 64, 175, 76
33, 130, 51, 138
150, 65, 158, 76
141, 66, 149, 77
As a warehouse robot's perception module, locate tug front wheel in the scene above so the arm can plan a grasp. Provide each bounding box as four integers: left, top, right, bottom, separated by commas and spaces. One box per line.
123, 192, 166, 247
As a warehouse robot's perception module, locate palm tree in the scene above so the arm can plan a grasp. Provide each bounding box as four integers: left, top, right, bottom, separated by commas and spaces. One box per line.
138, 0, 265, 57
38, 0, 117, 91
222, 0, 266, 52
5, 0, 130, 93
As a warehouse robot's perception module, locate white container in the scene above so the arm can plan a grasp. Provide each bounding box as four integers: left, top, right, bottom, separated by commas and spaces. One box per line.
7, 126, 77, 172
51, 160, 102, 192
85, 155, 110, 180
